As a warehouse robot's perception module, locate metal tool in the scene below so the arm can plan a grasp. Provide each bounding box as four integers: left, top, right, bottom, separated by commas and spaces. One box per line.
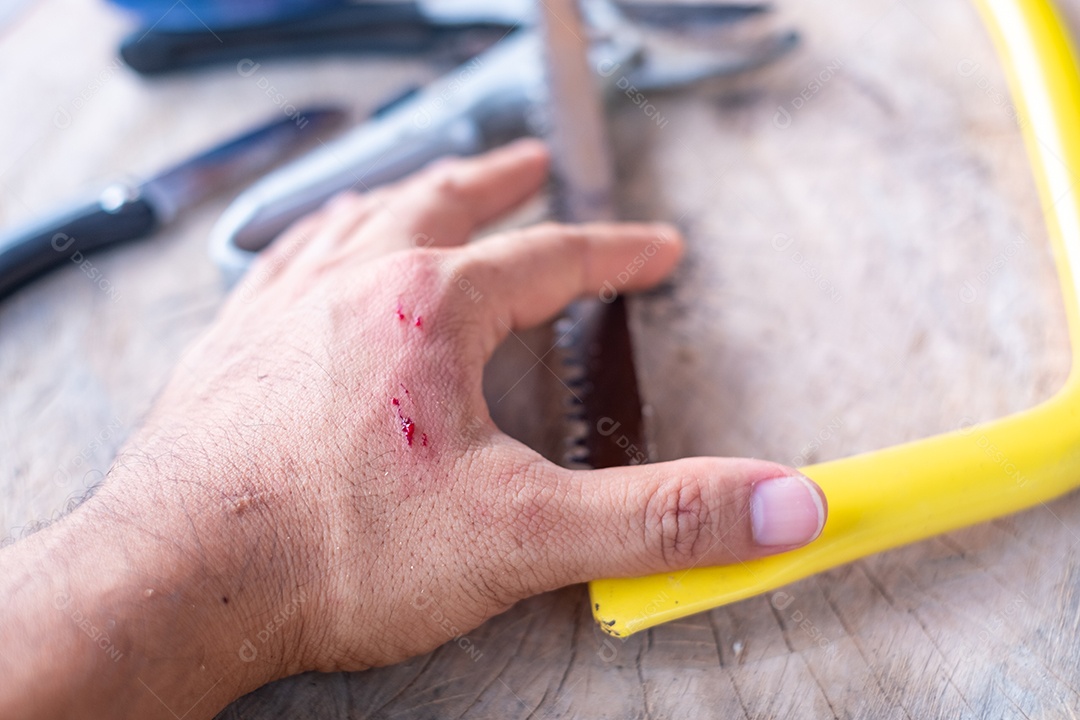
209, 3, 796, 281
119, 3, 509, 75
116, 0, 783, 75
535, 0, 649, 472
591, 0, 1080, 636
0, 107, 344, 299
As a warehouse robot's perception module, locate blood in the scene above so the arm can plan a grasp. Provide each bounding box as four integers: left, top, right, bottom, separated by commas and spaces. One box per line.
400, 416, 416, 446
392, 391, 419, 447
421, 433, 429, 447
393, 301, 425, 329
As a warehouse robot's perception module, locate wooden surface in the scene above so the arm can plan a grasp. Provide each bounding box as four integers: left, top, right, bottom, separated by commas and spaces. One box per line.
3, 0, 1080, 717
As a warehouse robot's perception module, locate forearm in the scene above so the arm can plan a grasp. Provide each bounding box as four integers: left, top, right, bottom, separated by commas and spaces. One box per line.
0, 469, 290, 719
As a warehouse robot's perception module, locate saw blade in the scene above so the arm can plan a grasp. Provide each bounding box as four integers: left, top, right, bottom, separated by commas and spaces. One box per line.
537, 0, 650, 470
556, 297, 650, 469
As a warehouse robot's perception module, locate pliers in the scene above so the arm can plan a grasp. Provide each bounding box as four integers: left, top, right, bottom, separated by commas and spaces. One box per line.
206, 2, 798, 277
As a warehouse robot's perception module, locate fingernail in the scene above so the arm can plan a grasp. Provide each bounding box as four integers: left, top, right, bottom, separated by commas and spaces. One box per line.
750, 476, 826, 547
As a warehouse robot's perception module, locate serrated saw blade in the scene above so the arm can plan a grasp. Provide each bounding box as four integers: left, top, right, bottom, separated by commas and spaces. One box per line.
556, 297, 650, 468
538, 0, 650, 470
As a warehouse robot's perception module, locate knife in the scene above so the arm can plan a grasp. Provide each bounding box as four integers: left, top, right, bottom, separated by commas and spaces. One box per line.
0, 107, 345, 300
117, 0, 773, 75
536, 0, 649, 470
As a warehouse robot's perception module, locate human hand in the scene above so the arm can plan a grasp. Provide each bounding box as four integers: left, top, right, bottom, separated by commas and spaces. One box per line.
0, 139, 826, 719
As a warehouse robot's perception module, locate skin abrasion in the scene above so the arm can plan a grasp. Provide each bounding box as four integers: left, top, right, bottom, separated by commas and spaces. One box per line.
392, 302, 426, 447
394, 300, 424, 330
391, 390, 423, 448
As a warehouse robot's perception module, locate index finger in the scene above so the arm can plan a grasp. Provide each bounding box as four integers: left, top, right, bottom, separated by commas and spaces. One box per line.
360, 139, 551, 252
453, 221, 684, 357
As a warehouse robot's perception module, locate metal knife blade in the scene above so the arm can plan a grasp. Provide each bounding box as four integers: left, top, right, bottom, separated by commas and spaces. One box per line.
537, 0, 649, 469
141, 107, 346, 223
0, 107, 345, 299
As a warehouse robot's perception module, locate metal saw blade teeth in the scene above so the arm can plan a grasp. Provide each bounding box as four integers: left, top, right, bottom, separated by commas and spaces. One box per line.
562, 441, 591, 468
562, 394, 586, 412
561, 410, 591, 468
563, 382, 589, 398
560, 358, 587, 383
550, 305, 600, 470
563, 417, 590, 444
553, 316, 579, 341
564, 436, 587, 452
559, 362, 592, 391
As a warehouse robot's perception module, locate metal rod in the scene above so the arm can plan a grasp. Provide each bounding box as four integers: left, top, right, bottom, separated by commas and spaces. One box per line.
536, 0, 616, 223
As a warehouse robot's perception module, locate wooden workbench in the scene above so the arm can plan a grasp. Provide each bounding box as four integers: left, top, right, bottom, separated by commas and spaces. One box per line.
3, 0, 1078, 716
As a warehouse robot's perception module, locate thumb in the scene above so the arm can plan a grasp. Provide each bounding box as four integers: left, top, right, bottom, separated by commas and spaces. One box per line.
540, 458, 827, 586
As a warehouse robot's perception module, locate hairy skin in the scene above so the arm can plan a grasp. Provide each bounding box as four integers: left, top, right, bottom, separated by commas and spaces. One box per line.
0, 140, 827, 719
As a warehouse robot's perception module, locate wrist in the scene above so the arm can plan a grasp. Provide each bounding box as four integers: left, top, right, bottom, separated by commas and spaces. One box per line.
0, 458, 309, 719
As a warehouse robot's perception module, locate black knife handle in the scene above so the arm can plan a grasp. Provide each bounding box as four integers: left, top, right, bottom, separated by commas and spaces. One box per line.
119, 5, 509, 75
0, 188, 157, 299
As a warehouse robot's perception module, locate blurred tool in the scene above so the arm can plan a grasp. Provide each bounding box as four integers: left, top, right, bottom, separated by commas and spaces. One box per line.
0, 107, 344, 299
0, 0, 33, 32
535, 0, 647, 471
209, 2, 797, 280
110, 0, 778, 75
118, 3, 507, 74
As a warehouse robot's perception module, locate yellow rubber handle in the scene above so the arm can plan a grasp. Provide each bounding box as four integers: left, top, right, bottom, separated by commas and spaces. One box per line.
589, 0, 1080, 637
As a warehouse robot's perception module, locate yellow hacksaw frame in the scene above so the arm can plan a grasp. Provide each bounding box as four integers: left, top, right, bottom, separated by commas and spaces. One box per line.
590, 0, 1080, 637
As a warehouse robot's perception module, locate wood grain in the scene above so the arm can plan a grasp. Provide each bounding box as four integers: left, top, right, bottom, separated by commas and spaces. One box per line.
3, 0, 1079, 717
